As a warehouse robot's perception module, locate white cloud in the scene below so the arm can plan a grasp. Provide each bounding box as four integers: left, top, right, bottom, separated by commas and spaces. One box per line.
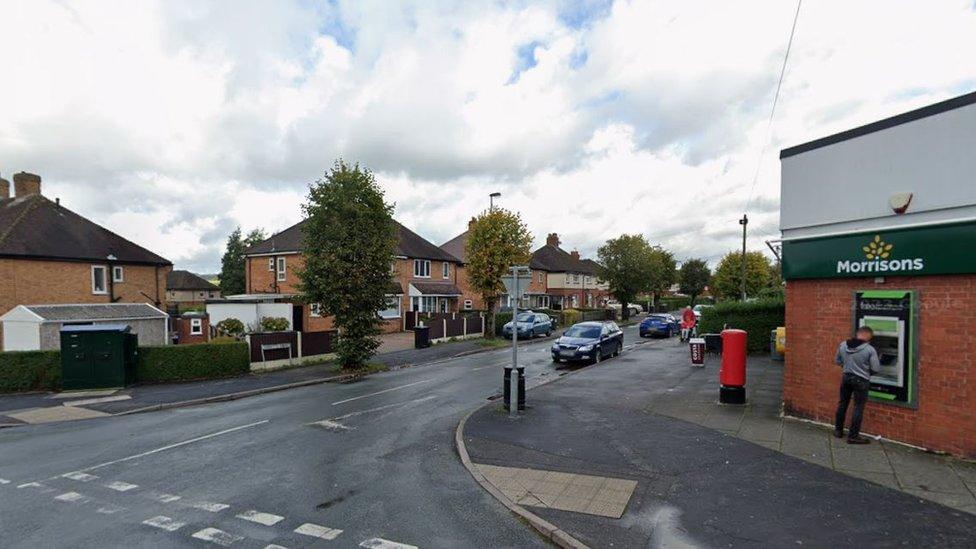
1, 0, 974, 273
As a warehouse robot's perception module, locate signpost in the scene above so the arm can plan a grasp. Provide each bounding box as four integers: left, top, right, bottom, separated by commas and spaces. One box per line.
508, 265, 530, 418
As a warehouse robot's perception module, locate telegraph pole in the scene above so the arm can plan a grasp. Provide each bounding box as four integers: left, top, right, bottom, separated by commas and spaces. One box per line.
739, 214, 749, 301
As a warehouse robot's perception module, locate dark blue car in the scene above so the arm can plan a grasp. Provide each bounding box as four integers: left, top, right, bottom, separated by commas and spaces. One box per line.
639, 313, 679, 338
551, 321, 623, 363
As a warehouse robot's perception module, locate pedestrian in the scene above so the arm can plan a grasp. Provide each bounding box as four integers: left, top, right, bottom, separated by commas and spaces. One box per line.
680, 306, 696, 342
834, 326, 880, 444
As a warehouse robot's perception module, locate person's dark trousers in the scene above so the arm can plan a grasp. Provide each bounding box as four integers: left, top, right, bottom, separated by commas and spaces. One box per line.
835, 372, 870, 437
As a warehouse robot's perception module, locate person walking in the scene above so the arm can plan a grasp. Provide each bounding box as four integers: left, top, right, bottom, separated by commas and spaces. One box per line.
834, 326, 880, 444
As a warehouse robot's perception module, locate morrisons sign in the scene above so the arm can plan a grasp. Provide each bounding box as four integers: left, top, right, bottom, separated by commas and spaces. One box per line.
782, 221, 976, 280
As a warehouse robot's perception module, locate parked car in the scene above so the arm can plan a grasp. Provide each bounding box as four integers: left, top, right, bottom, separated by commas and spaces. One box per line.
608, 302, 643, 316
502, 311, 553, 339
692, 304, 713, 321
639, 313, 679, 338
551, 321, 624, 363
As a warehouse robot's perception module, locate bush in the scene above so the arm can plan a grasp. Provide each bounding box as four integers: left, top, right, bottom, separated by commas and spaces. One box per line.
137, 342, 250, 383
0, 350, 62, 392
698, 298, 785, 353
494, 311, 513, 335
658, 296, 691, 310
216, 318, 245, 337
259, 316, 290, 332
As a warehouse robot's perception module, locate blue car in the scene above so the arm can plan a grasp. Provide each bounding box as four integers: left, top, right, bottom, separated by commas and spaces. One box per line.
551, 321, 624, 363
502, 311, 554, 339
640, 313, 679, 338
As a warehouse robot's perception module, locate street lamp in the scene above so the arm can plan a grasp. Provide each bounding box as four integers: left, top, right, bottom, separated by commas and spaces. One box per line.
489, 192, 501, 211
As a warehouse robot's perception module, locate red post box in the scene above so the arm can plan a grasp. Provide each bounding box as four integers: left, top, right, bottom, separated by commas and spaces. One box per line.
719, 329, 747, 404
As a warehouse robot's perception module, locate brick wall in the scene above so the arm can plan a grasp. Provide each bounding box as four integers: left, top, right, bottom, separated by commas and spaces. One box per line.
784, 275, 976, 458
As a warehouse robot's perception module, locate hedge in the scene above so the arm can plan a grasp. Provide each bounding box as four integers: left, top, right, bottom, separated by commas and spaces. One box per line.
698, 298, 785, 353
0, 350, 62, 392
136, 341, 250, 383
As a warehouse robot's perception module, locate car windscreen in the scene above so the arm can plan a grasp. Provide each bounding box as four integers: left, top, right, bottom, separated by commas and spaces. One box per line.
516, 313, 534, 322
564, 325, 600, 338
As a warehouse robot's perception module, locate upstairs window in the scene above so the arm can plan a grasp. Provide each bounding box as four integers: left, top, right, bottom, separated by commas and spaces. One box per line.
414, 259, 430, 278
91, 266, 108, 295
268, 258, 275, 271
442, 262, 450, 279
310, 303, 322, 317
276, 257, 287, 282
112, 266, 124, 282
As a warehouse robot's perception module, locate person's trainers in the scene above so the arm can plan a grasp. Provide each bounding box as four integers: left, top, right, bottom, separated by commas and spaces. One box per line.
833, 429, 844, 439
847, 435, 871, 445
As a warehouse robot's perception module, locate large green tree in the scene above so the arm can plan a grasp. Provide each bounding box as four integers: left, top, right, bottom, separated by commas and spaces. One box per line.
678, 258, 711, 305
597, 234, 657, 320
219, 226, 266, 295
712, 250, 774, 300
465, 208, 533, 338
647, 246, 677, 307
297, 160, 397, 369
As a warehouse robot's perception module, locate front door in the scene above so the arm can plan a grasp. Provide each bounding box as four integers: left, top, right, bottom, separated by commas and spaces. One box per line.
292, 304, 304, 332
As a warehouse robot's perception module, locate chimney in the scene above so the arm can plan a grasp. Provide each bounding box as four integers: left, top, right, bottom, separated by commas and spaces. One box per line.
13, 172, 41, 197
0, 174, 9, 200
546, 233, 560, 247
570, 250, 580, 261
468, 217, 477, 230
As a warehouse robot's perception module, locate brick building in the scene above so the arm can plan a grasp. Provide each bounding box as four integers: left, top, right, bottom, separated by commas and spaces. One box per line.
778, 91, 976, 457
0, 172, 172, 350
166, 270, 220, 308
244, 219, 464, 333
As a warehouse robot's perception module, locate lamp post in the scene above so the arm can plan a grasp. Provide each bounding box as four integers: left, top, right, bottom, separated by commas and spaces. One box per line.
489, 192, 501, 211
739, 214, 748, 301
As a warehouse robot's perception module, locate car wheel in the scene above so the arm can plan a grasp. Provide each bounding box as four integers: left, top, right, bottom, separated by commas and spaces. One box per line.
594, 350, 602, 364
613, 343, 621, 357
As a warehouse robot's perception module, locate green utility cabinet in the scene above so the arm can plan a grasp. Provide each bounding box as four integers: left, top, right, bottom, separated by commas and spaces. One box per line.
60, 324, 138, 390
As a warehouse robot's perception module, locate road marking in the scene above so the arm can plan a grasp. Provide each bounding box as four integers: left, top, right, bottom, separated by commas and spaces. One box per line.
60, 420, 269, 476
146, 491, 182, 503
54, 491, 89, 503
62, 395, 132, 407
62, 471, 98, 482
360, 538, 419, 549
105, 481, 139, 492
0, 478, 10, 484
185, 500, 230, 512
331, 379, 434, 406
311, 395, 437, 431
97, 503, 125, 514
192, 527, 244, 546
17, 481, 54, 492
142, 515, 186, 532
309, 419, 350, 431
264, 545, 289, 549
295, 523, 343, 540
236, 510, 285, 526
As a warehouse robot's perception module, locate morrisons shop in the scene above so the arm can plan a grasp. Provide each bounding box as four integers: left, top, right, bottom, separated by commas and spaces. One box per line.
777, 91, 976, 458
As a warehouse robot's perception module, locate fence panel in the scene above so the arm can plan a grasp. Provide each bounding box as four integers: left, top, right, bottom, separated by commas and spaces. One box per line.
445, 317, 465, 338
249, 331, 298, 362
302, 330, 336, 356
428, 320, 445, 340
467, 315, 484, 335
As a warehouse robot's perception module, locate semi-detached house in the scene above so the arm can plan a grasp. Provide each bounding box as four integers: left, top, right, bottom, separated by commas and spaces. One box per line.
243, 219, 465, 333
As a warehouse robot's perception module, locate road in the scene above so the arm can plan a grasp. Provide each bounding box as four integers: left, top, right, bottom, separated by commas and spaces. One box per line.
0, 323, 643, 548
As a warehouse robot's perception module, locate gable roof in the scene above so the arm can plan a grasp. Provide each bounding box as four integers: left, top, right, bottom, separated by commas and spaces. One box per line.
167, 270, 219, 291
2, 303, 168, 323
0, 195, 171, 266
440, 230, 469, 263
529, 244, 600, 274
246, 219, 460, 263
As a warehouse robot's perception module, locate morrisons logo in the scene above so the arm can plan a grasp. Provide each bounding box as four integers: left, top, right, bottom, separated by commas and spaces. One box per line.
837, 235, 924, 274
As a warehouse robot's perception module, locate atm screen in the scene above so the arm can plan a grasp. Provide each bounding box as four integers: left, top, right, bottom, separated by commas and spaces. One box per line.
854, 291, 916, 407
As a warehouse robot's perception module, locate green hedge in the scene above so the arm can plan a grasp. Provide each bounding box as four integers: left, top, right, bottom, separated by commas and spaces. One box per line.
698, 298, 785, 353
136, 341, 250, 383
0, 350, 62, 392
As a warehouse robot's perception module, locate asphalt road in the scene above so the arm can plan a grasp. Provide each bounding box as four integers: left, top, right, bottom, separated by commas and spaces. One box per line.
0, 323, 642, 548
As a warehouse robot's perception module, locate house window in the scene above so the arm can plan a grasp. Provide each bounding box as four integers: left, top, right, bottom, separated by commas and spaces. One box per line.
379, 296, 401, 319
414, 259, 430, 278
572, 273, 580, 284
112, 266, 124, 282
538, 272, 543, 284
190, 318, 203, 335
91, 265, 107, 295
310, 303, 322, 317
411, 296, 437, 312
463, 299, 473, 310
442, 262, 450, 279
276, 257, 286, 282
268, 258, 275, 271
439, 299, 449, 312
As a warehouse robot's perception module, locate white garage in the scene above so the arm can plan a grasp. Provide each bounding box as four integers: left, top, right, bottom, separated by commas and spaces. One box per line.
0, 303, 169, 351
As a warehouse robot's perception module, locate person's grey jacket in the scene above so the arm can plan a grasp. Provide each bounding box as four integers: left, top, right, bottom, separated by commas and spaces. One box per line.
835, 338, 880, 381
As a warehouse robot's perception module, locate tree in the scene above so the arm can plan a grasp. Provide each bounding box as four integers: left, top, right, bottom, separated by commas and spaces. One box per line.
679, 259, 711, 305
712, 250, 774, 300
465, 208, 533, 338
597, 235, 656, 321
219, 226, 266, 296
647, 246, 677, 307
297, 160, 397, 369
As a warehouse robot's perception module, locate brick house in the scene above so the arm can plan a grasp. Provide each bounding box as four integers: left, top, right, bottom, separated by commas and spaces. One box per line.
524, 233, 610, 310
439, 218, 485, 310
166, 270, 220, 308
243, 219, 463, 333
0, 172, 172, 350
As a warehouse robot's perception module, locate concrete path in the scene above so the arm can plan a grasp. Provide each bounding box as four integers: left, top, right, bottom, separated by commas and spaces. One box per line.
461, 337, 976, 548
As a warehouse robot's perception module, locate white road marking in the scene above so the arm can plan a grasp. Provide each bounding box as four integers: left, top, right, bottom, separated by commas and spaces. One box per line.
311, 395, 437, 430
309, 419, 350, 431
142, 515, 186, 532
264, 545, 289, 549
295, 523, 343, 540
17, 482, 54, 492
62, 471, 98, 482
146, 491, 182, 503
59, 420, 269, 476
331, 379, 434, 405
360, 538, 419, 549
236, 510, 285, 526
54, 491, 89, 503
97, 504, 125, 514
192, 527, 244, 546
185, 501, 231, 512
0, 478, 10, 484
105, 481, 139, 492
62, 395, 132, 407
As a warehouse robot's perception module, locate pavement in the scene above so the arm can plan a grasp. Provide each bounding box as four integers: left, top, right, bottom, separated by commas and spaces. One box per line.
0, 324, 622, 547
461, 336, 976, 548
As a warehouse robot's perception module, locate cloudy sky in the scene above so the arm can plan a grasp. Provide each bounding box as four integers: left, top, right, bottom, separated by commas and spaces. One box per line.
2, 0, 974, 273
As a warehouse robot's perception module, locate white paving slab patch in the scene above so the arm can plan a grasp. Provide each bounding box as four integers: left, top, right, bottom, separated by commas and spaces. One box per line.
192, 527, 244, 546
295, 523, 343, 540
146, 491, 182, 503
63, 471, 98, 482
48, 389, 120, 399
142, 515, 186, 532
7, 406, 110, 424
360, 538, 419, 549
54, 491, 89, 503
62, 395, 132, 407
96, 503, 126, 514
105, 481, 139, 492
186, 500, 231, 512
236, 510, 285, 526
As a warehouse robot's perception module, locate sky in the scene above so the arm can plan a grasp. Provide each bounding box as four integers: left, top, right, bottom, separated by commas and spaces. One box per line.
1, 0, 975, 273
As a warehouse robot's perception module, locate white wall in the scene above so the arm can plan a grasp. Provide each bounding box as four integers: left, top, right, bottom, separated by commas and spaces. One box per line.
207, 302, 293, 332
781, 101, 976, 239
2, 321, 41, 351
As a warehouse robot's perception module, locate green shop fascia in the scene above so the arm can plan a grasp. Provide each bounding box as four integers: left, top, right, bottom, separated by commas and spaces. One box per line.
782, 220, 976, 408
